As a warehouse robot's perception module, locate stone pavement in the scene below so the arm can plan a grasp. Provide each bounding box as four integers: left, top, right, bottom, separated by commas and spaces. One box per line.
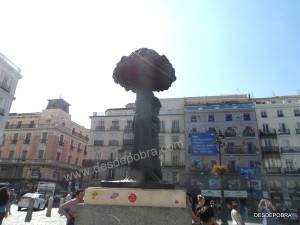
3, 204, 67, 225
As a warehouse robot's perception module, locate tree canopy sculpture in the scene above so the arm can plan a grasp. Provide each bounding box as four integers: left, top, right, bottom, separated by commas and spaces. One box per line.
113, 48, 176, 184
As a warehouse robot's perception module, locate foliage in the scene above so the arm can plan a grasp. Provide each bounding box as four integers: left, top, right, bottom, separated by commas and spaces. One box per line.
212, 165, 228, 176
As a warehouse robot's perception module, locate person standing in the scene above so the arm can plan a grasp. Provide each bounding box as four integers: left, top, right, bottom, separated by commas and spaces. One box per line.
58, 189, 84, 225
197, 206, 219, 225
0, 188, 9, 225
6, 189, 14, 215
258, 199, 277, 225
231, 202, 245, 225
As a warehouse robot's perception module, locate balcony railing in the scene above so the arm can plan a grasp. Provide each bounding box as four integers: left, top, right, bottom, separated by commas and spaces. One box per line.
188, 167, 212, 174
261, 146, 280, 154
281, 147, 300, 153
24, 139, 30, 144
225, 147, 259, 154
10, 139, 17, 144
278, 129, 290, 135
171, 127, 180, 133
224, 131, 236, 137
162, 161, 185, 167
94, 140, 104, 146
123, 139, 133, 146
108, 140, 119, 146
95, 126, 105, 131
283, 168, 300, 174
259, 129, 277, 137
264, 167, 282, 174
110, 126, 120, 131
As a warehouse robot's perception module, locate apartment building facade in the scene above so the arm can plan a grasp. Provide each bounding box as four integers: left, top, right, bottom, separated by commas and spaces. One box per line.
0, 98, 89, 194
83, 98, 186, 188
0, 52, 22, 145
83, 94, 300, 208
254, 96, 300, 207
184, 95, 266, 207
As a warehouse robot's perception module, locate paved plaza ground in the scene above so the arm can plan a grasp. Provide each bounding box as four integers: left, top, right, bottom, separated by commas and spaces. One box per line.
2, 204, 300, 225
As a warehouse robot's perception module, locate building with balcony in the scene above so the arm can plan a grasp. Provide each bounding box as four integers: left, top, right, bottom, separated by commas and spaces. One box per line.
184, 94, 266, 206
254, 96, 300, 207
0, 98, 89, 194
83, 98, 186, 188
0, 52, 22, 145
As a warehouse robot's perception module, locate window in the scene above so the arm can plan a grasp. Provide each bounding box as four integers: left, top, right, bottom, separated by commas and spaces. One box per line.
59, 135, 64, 146
110, 152, 117, 160
53, 168, 60, 179
9, 150, 14, 158
41, 132, 47, 143
226, 114, 232, 121
294, 109, 300, 116
262, 123, 269, 133
171, 120, 179, 132
75, 158, 79, 165
208, 114, 215, 121
208, 127, 216, 133
38, 150, 44, 159
29, 120, 35, 128
159, 136, 165, 147
56, 152, 61, 160
243, 113, 251, 121
261, 111, 267, 118
277, 109, 284, 117
68, 155, 71, 163
172, 172, 179, 184
17, 121, 22, 128
172, 136, 181, 149
191, 115, 197, 122
25, 133, 31, 144
285, 160, 294, 171
21, 150, 27, 159
160, 120, 165, 132
171, 153, 180, 166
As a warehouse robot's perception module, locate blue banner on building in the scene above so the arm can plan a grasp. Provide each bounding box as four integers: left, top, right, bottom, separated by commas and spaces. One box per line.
190, 133, 217, 155
238, 167, 260, 179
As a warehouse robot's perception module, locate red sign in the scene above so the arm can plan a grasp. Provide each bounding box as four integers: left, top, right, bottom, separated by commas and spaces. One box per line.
128, 193, 137, 203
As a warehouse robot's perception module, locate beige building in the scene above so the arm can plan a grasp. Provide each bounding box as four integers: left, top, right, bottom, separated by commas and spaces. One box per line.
0, 52, 22, 145
0, 98, 89, 194
254, 95, 300, 207
83, 98, 186, 188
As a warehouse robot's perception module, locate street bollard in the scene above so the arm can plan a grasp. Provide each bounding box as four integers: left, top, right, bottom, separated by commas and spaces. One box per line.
46, 196, 54, 217
59, 197, 65, 206
25, 197, 35, 222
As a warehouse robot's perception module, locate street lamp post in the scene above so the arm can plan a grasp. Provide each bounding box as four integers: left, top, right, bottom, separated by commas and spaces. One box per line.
215, 130, 228, 225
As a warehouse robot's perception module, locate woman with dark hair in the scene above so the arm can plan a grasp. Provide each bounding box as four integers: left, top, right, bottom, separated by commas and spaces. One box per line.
197, 206, 219, 225
0, 187, 9, 224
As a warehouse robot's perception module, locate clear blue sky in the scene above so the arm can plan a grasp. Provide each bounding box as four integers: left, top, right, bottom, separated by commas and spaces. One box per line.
0, 0, 299, 127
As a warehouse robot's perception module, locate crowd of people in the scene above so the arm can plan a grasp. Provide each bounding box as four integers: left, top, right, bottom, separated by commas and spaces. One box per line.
186, 193, 289, 225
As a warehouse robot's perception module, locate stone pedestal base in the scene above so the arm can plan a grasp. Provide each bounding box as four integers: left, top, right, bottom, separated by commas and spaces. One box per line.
75, 187, 190, 225
75, 204, 191, 225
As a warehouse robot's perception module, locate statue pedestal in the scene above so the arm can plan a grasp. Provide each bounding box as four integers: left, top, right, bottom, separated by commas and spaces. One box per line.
75, 187, 191, 225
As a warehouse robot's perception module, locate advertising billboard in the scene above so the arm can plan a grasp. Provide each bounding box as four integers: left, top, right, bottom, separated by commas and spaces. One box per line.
190, 133, 217, 155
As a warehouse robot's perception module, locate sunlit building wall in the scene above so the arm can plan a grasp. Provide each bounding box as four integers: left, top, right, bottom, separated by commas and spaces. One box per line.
0, 52, 22, 145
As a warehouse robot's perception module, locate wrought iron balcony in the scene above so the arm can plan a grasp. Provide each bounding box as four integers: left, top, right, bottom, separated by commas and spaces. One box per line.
281, 147, 300, 153
261, 146, 280, 154
95, 126, 105, 131
94, 140, 104, 146
264, 167, 282, 174
278, 129, 290, 135
259, 129, 277, 138
171, 127, 180, 133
